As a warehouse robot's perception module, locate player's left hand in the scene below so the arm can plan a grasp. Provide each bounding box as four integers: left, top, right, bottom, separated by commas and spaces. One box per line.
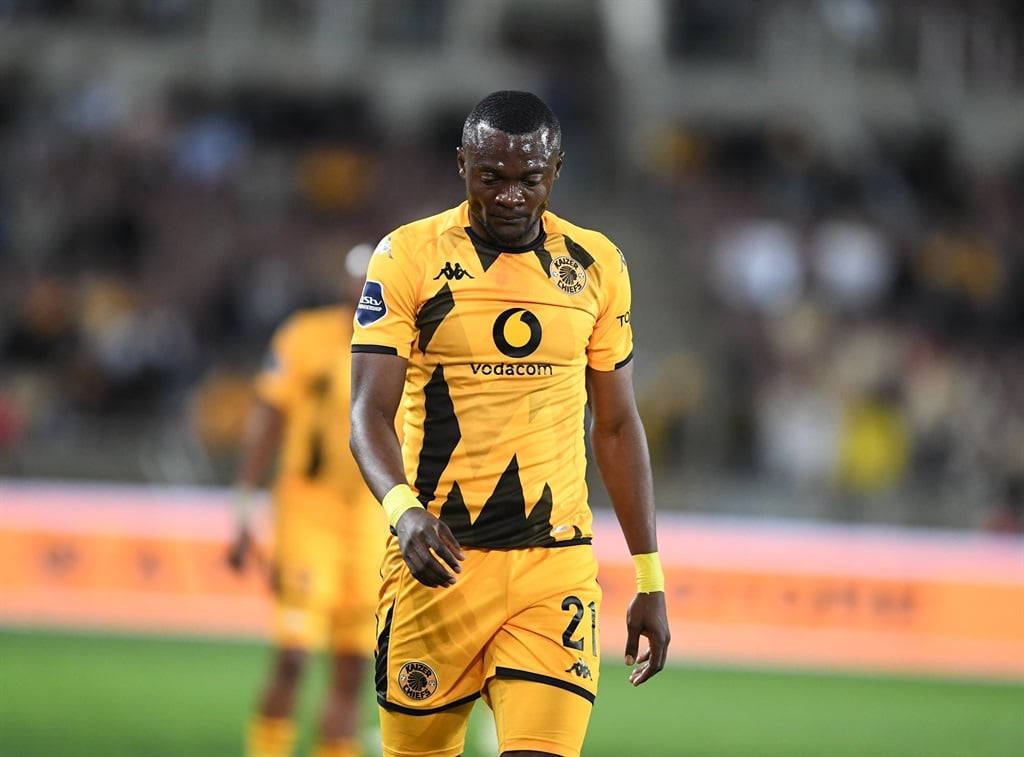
624, 591, 670, 686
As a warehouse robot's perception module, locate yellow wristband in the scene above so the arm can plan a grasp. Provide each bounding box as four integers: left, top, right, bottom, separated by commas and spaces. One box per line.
382, 484, 423, 529
633, 552, 665, 593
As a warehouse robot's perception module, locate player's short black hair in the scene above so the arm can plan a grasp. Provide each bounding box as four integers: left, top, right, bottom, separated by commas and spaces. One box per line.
462, 90, 561, 152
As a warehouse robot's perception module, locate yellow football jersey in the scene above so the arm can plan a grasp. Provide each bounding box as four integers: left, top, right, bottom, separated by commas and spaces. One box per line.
352, 202, 633, 549
255, 305, 365, 507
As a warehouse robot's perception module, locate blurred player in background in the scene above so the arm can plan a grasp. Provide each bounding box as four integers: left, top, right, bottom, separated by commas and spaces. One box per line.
227, 244, 386, 757
350, 90, 670, 757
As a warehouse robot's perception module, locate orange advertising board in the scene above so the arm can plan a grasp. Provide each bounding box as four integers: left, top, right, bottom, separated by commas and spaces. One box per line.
1, 480, 1022, 680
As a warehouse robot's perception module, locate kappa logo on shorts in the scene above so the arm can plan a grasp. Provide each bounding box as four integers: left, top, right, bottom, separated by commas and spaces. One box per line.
565, 657, 593, 680
398, 660, 438, 700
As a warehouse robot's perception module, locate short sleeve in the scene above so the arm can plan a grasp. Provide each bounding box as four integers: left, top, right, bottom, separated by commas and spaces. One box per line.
586, 246, 634, 371
253, 318, 304, 409
352, 231, 421, 359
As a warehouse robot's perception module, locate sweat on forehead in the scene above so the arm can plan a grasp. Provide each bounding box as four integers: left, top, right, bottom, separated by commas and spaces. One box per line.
462, 122, 559, 157
461, 90, 562, 152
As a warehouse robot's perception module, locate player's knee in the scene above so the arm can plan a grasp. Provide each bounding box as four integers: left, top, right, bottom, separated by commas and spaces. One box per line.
330, 653, 369, 692
273, 647, 309, 684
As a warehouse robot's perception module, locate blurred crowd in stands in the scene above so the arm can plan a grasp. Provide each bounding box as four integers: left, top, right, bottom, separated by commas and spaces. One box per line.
0, 14, 1021, 532
637, 117, 1024, 531
0, 78, 436, 465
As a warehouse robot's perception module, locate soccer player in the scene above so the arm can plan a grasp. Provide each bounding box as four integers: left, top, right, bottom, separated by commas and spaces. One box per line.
349, 90, 670, 757
227, 272, 387, 757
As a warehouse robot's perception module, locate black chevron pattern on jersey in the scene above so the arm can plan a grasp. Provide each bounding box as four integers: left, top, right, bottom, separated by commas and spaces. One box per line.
466, 225, 550, 271
532, 245, 553, 274
413, 364, 461, 507
469, 234, 501, 271
439, 454, 557, 547
533, 234, 597, 278
415, 283, 455, 353
563, 235, 597, 269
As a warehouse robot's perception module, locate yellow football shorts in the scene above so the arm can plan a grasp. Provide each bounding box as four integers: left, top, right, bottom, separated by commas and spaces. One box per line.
271, 477, 386, 653
375, 540, 601, 757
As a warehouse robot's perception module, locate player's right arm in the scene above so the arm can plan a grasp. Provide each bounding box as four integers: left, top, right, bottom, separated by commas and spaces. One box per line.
349, 351, 465, 587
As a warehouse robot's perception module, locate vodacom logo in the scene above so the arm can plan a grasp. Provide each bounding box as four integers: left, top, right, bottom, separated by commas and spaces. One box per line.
492, 308, 542, 358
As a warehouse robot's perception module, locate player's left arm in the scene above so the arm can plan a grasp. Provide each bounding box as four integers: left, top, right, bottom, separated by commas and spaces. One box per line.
226, 396, 284, 573
586, 363, 671, 685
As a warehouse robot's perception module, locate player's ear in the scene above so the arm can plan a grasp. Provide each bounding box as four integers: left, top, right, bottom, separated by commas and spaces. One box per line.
457, 146, 466, 177
553, 150, 564, 179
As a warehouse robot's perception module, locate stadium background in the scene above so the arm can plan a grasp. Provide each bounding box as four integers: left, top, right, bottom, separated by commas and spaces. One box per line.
1, 1, 1022, 756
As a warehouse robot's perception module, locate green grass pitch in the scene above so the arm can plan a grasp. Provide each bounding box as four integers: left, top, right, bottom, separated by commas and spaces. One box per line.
1, 629, 1021, 756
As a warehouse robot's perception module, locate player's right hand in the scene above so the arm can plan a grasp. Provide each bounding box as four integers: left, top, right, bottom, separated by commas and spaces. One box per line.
226, 526, 252, 573
395, 508, 465, 588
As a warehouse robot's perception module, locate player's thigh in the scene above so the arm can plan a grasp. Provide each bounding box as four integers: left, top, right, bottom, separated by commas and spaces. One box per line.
272, 511, 338, 650
487, 677, 593, 757
485, 548, 600, 755
495, 547, 602, 694
379, 700, 474, 757
329, 517, 383, 654
328, 589, 378, 655
376, 543, 503, 711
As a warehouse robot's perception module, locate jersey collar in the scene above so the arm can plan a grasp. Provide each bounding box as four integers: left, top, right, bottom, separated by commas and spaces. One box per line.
465, 223, 548, 256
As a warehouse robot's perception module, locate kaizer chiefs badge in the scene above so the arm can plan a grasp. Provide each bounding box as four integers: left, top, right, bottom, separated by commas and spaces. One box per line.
550, 255, 587, 295
398, 661, 438, 700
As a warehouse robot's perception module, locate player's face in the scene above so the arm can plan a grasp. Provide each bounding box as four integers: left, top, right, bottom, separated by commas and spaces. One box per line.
458, 124, 563, 248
